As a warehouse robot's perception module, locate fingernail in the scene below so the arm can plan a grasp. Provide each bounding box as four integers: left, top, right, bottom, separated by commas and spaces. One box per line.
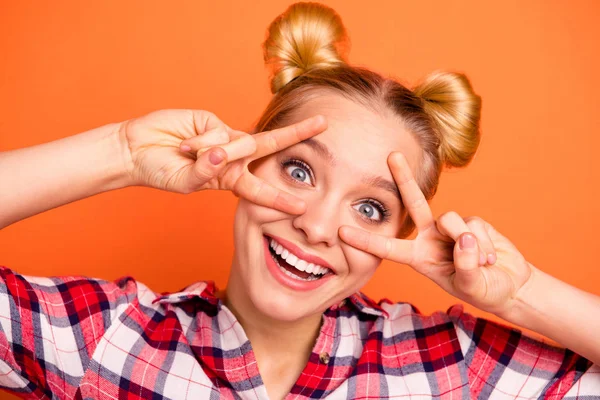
180, 144, 191, 152
209, 149, 224, 165
479, 252, 486, 265
459, 233, 476, 250
487, 253, 497, 265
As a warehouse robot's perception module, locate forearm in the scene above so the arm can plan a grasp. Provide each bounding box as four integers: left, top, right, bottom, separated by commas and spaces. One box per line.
0, 122, 133, 230
499, 263, 600, 365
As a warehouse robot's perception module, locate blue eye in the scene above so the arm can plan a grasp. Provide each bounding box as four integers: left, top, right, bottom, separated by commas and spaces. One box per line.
280, 157, 392, 224
353, 203, 379, 219
352, 200, 391, 224
283, 159, 313, 185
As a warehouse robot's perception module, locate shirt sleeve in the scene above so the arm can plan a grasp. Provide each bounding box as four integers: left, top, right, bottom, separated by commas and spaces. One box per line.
0, 265, 137, 399
447, 303, 600, 399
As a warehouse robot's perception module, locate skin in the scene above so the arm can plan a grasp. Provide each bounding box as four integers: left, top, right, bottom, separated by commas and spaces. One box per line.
227, 93, 421, 320
196, 91, 534, 399
223, 92, 423, 398
4, 92, 598, 400
206, 91, 531, 399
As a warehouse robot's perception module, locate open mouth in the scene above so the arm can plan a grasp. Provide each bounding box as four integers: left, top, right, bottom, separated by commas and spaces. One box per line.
267, 237, 333, 282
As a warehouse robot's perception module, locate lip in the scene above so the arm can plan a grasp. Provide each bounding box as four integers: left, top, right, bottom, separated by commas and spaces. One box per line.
265, 234, 335, 273
263, 235, 334, 291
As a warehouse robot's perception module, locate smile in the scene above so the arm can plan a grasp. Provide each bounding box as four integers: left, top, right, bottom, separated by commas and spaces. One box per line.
262, 234, 335, 291
268, 238, 332, 281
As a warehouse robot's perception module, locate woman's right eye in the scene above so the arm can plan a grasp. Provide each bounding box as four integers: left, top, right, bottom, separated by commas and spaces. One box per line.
282, 159, 314, 185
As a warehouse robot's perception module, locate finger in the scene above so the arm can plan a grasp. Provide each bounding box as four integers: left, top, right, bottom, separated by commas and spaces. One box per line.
250, 115, 327, 160
453, 232, 486, 298
228, 129, 249, 140
199, 134, 257, 163
466, 217, 497, 265
436, 212, 487, 266
190, 110, 229, 134
388, 152, 434, 232
180, 127, 231, 153
338, 225, 413, 265
187, 147, 228, 189
233, 170, 307, 215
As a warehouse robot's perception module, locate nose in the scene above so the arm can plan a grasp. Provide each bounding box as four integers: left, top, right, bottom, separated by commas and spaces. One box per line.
292, 194, 341, 247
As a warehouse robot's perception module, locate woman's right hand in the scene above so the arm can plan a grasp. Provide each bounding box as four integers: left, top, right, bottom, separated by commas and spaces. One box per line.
119, 109, 327, 214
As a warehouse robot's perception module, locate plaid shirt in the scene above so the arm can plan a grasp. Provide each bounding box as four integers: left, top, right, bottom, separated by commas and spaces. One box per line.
0, 266, 598, 399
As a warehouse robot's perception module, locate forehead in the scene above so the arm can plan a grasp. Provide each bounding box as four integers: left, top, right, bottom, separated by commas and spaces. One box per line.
285, 91, 421, 172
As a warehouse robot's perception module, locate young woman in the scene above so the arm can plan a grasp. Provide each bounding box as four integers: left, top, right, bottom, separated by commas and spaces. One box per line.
1, 3, 598, 399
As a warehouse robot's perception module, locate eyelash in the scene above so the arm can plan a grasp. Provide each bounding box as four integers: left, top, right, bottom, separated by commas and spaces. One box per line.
280, 157, 392, 224
281, 159, 314, 184
359, 199, 392, 225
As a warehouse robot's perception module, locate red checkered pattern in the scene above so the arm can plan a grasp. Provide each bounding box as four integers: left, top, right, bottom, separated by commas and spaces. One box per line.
0, 265, 598, 399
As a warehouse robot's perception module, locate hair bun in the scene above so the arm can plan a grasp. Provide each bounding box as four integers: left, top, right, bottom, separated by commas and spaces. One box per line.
413, 71, 482, 168
264, 2, 349, 93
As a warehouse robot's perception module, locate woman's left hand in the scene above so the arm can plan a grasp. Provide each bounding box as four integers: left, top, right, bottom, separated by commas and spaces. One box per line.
338, 152, 533, 316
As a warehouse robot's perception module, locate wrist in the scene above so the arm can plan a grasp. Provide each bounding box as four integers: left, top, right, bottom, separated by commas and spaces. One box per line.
495, 262, 540, 326
496, 262, 600, 364
106, 120, 136, 189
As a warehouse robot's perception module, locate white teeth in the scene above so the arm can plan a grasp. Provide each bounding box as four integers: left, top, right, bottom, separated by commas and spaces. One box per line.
269, 250, 319, 281
267, 236, 331, 277
279, 264, 318, 281
286, 254, 298, 266
296, 260, 307, 272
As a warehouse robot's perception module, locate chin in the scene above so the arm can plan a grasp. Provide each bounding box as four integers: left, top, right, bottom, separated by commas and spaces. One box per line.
246, 284, 325, 322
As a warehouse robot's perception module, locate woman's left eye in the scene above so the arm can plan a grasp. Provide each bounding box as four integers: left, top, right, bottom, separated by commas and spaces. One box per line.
283, 159, 313, 185
352, 200, 390, 223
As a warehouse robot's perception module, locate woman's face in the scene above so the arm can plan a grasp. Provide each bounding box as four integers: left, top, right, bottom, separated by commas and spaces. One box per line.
230, 91, 422, 322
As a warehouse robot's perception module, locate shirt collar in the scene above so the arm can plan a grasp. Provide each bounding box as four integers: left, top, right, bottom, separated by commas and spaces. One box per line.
153, 280, 388, 318
346, 291, 389, 318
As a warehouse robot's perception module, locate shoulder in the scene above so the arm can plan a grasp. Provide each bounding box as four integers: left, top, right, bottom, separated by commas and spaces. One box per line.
341, 293, 463, 350
352, 293, 463, 332
0, 266, 164, 396
0, 266, 160, 328
376, 299, 465, 352
373, 296, 519, 336
0, 265, 141, 300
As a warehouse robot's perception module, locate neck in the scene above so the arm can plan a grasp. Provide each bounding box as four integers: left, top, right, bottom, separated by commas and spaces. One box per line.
222, 269, 322, 362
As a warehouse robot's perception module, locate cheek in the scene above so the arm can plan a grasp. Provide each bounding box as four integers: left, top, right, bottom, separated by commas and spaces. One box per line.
342, 244, 382, 284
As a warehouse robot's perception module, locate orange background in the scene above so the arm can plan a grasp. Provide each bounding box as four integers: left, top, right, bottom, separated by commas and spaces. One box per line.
0, 2, 599, 395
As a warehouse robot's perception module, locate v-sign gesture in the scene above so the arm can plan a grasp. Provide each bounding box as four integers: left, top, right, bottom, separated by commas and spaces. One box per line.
120, 109, 327, 214
339, 152, 533, 316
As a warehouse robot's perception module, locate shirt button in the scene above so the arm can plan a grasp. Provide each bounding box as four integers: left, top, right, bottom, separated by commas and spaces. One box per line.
319, 351, 330, 364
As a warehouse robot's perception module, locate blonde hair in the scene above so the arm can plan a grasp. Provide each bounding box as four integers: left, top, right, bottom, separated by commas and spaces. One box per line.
256, 2, 482, 237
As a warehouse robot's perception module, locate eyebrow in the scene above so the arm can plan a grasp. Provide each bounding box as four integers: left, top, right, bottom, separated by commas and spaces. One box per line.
301, 137, 337, 166
299, 138, 402, 202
